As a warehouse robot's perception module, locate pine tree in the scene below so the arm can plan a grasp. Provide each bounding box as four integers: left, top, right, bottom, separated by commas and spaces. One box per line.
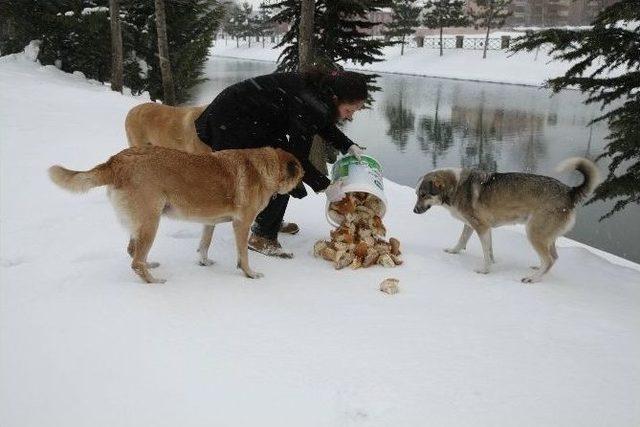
472, 0, 512, 59
122, 0, 224, 102
422, 0, 468, 57
511, 0, 640, 219
255, 3, 275, 47
267, 0, 390, 73
238, 2, 257, 47
384, 0, 421, 56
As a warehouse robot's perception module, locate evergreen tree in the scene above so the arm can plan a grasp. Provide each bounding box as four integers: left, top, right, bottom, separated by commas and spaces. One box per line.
255, 3, 275, 47
238, 2, 257, 47
267, 0, 390, 73
472, 0, 512, 59
384, 0, 421, 56
511, 0, 640, 219
224, 2, 250, 47
422, 0, 468, 57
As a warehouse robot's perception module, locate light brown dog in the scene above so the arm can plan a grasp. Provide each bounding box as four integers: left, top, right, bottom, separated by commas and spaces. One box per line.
125, 103, 210, 154
413, 158, 599, 283
49, 146, 303, 283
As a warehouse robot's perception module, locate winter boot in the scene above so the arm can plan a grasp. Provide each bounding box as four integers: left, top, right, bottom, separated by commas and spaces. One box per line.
248, 233, 294, 258
279, 222, 300, 235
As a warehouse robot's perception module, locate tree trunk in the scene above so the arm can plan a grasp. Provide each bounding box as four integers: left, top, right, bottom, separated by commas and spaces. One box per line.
400, 35, 405, 56
483, 6, 493, 59
439, 25, 443, 57
109, 0, 123, 93
154, 0, 176, 105
298, 0, 315, 71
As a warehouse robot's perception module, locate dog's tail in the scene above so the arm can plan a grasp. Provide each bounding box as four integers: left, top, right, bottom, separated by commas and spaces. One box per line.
556, 157, 600, 205
48, 161, 114, 193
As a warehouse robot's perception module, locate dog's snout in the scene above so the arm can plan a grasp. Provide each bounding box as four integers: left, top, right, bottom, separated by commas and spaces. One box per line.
413, 204, 430, 214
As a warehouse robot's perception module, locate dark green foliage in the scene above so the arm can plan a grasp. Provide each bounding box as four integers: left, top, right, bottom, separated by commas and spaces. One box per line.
511, 0, 640, 219
384, 0, 421, 56
266, 0, 391, 99
1, 0, 223, 103
267, 0, 390, 70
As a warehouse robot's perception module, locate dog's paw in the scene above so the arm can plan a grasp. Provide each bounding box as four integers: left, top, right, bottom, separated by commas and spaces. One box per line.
147, 277, 166, 284
521, 276, 540, 284
444, 248, 461, 254
246, 271, 264, 279
198, 258, 215, 266
474, 267, 490, 274
277, 251, 294, 259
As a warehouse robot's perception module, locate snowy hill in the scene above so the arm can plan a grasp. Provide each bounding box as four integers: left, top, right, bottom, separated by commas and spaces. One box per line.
1, 47, 639, 427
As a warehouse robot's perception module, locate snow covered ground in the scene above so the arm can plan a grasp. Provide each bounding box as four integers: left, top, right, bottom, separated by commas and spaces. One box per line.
212, 37, 585, 87
1, 46, 640, 426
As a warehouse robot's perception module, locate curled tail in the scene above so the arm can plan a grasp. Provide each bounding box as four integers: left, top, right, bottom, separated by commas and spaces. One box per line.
48, 161, 113, 193
556, 157, 600, 205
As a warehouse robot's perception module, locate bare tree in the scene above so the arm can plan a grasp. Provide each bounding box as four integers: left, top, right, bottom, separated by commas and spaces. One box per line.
154, 0, 176, 105
109, 0, 123, 92
298, 0, 315, 71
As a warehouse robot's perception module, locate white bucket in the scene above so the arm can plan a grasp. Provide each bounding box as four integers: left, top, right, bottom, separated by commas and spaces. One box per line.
325, 154, 388, 227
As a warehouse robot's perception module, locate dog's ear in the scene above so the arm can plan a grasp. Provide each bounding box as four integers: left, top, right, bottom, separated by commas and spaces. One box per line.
286, 159, 300, 179
430, 178, 443, 195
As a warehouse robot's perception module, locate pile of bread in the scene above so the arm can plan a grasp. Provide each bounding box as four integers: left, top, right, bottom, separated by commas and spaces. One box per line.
314, 192, 402, 269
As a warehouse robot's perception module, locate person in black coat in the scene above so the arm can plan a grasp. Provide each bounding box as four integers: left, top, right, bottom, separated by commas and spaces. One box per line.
194, 69, 367, 257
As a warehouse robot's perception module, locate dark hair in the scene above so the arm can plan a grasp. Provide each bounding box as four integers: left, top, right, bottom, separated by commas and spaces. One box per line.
303, 68, 368, 104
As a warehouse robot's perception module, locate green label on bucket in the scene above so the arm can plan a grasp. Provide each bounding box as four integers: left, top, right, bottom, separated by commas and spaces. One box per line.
331, 155, 382, 181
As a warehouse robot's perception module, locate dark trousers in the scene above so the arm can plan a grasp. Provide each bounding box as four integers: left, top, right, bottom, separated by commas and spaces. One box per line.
251, 194, 290, 240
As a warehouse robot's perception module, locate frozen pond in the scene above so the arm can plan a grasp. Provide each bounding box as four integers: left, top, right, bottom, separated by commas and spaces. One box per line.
193, 57, 640, 264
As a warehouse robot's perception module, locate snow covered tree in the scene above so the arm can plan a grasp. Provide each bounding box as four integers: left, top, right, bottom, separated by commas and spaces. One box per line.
2, 0, 222, 103
255, 3, 275, 47
422, 0, 468, 57
223, 2, 246, 47
237, 2, 259, 47
383, 0, 421, 56
511, 0, 640, 219
472, 0, 512, 59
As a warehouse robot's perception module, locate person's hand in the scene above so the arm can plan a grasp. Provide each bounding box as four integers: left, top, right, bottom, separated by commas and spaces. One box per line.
347, 143, 366, 160
325, 181, 346, 202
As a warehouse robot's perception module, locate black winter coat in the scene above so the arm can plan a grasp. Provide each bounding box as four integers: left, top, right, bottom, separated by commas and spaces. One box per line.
194, 72, 355, 195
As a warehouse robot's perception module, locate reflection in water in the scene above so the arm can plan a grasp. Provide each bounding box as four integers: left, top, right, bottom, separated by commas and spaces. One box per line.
193, 58, 640, 263
383, 85, 415, 152
416, 86, 454, 168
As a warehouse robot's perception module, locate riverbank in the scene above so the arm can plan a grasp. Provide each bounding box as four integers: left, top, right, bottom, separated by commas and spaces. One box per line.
212, 37, 583, 87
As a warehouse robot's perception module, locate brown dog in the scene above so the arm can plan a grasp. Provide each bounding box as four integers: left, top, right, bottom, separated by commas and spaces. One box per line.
49, 146, 303, 283
125, 103, 210, 154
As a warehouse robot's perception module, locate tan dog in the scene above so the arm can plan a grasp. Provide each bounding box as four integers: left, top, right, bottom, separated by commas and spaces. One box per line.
125, 103, 210, 154
413, 158, 599, 283
49, 146, 303, 283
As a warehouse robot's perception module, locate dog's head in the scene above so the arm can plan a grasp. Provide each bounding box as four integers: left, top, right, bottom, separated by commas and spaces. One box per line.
275, 149, 304, 194
413, 169, 459, 214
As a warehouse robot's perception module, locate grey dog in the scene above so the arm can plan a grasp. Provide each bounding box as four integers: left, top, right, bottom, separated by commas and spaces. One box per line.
414, 158, 599, 283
